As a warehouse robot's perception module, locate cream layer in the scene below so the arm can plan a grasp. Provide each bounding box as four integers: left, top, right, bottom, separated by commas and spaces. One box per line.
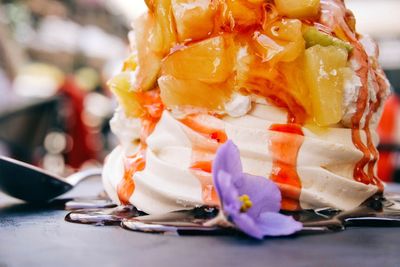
103, 102, 379, 214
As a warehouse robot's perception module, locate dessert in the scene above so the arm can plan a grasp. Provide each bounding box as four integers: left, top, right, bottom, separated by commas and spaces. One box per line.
103, 0, 390, 215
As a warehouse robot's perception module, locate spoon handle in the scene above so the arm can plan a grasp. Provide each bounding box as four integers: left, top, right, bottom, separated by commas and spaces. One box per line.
66, 168, 103, 186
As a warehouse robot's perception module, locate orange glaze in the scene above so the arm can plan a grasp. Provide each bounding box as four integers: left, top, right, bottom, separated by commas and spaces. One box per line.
117, 90, 164, 204
269, 123, 304, 211
320, 0, 387, 188
180, 114, 226, 206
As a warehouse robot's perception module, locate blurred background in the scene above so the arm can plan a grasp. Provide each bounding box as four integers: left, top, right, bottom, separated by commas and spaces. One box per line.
0, 0, 400, 181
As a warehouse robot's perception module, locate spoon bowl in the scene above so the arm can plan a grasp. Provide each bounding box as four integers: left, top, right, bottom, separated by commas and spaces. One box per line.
0, 156, 102, 203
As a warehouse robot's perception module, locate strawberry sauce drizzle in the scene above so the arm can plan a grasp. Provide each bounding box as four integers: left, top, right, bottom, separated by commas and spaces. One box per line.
269, 123, 305, 211
117, 90, 164, 204
117, 147, 145, 205
180, 114, 227, 206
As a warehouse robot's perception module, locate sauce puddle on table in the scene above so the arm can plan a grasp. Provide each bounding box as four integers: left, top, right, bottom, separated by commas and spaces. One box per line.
64, 194, 400, 235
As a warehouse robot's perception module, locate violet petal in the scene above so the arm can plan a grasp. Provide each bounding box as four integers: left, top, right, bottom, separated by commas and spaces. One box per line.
257, 211, 303, 236
212, 140, 243, 186
236, 173, 281, 218
231, 212, 264, 240
214, 170, 240, 209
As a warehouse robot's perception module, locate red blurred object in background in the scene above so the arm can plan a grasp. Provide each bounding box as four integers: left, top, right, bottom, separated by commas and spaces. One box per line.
377, 94, 400, 182
61, 77, 98, 169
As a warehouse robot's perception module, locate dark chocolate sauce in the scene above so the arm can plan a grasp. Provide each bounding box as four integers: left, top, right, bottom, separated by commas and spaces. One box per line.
64, 194, 400, 235
293, 194, 400, 232
121, 207, 226, 235
65, 205, 143, 226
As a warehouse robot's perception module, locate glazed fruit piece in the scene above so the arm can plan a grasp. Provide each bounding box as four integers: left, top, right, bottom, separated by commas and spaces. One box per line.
162, 35, 235, 83
151, 0, 177, 55
108, 72, 143, 118
133, 13, 162, 91
275, 0, 320, 19
223, 0, 264, 29
158, 75, 232, 111
171, 0, 217, 42
234, 49, 309, 124
278, 58, 312, 116
253, 18, 305, 63
304, 45, 349, 126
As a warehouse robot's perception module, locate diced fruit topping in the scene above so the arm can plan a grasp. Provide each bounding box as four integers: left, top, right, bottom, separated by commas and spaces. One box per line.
303, 27, 353, 52
253, 18, 305, 63
108, 72, 144, 118
234, 47, 308, 124
158, 75, 232, 111
278, 58, 312, 116
112, 0, 360, 127
172, 0, 217, 42
275, 0, 320, 19
133, 13, 162, 91
162, 35, 235, 83
151, 0, 177, 55
304, 45, 349, 126
223, 0, 265, 29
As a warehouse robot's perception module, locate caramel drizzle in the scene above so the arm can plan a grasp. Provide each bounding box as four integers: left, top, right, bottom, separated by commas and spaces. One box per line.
320, 0, 388, 188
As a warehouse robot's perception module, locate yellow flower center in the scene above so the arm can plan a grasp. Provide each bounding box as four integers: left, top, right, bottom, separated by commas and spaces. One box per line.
239, 194, 253, 213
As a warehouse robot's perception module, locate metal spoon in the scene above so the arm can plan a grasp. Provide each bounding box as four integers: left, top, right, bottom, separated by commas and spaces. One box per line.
0, 156, 102, 203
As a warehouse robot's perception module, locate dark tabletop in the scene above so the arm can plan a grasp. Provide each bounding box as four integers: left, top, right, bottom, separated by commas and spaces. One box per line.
1, 178, 400, 267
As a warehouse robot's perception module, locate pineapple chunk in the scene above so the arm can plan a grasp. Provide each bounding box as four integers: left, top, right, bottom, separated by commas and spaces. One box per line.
224, 0, 264, 29
279, 58, 312, 116
253, 19, 305, 63
275, 0, 320, 19
158, 75, 231, 110
162, 35, 234, 83
172, 0, 217, 42
304, 45, 348, 126
108, 73, 143, 118
150, 0, 177, 55
133, 13, 162, 91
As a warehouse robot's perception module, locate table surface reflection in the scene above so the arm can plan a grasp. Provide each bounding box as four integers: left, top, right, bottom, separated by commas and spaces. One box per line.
1, 178, 400, 267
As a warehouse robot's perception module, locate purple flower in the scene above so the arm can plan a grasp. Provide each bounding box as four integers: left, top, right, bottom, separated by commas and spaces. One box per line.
209, 140, 302, 239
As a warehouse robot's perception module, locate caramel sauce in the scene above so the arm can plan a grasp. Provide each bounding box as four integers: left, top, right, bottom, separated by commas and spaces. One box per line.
269, 124, 304, 211
349, 47, 373, 185
117, 90, 164, 205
